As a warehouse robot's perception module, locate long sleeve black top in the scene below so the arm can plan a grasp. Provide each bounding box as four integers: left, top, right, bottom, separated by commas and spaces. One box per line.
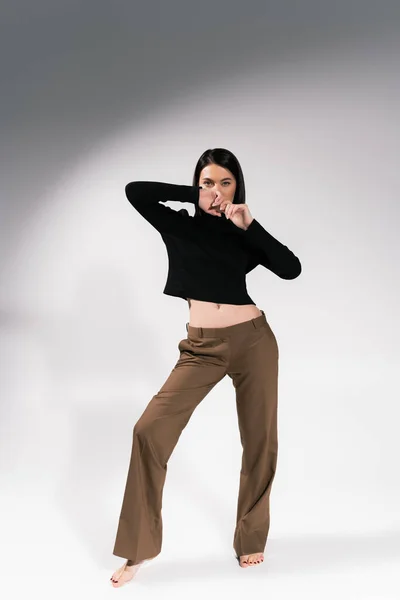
125, 181, 301, 305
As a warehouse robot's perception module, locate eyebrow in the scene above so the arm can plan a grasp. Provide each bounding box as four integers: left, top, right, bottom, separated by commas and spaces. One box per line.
201, 177, 232, 182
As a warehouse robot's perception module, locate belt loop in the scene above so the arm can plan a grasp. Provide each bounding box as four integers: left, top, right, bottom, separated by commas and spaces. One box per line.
186, 322, 189, 332
252, 319, 257, 329
199, 326, 203, 336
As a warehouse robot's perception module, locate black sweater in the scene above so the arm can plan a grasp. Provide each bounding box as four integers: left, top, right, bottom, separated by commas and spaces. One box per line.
125, 181, 301, 305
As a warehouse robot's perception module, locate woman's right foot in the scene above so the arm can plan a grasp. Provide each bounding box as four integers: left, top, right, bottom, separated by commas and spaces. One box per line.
110, 559, 144, 587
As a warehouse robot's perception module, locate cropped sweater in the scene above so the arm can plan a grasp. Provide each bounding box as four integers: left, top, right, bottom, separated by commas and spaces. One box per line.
125, 181, 302, 305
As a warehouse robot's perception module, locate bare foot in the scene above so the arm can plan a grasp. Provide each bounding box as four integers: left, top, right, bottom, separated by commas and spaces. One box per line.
238, 552, 264, 568
110, 559, 144, 587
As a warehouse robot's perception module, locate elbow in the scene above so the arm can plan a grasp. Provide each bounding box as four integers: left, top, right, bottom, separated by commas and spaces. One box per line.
280, 257, 302, 280
125, 181, 141, 205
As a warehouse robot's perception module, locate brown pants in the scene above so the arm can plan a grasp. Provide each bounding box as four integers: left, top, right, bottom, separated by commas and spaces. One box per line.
112, 309, 279, 564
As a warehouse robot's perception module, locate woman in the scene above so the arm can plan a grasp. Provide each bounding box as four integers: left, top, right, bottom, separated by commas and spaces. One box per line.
110, 148, 301, 587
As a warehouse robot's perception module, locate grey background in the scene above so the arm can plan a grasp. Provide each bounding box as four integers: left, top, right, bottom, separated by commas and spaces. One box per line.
1, 1, 399, 598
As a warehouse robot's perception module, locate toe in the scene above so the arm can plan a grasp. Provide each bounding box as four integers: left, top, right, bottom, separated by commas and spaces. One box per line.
112, 573, 126, 587
248, 552, 263, 565
110, 565, 125, 586
239, 554, 249, 568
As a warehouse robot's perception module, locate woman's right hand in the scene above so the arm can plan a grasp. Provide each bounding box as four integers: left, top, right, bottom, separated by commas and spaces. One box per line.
198, 187, 223, 217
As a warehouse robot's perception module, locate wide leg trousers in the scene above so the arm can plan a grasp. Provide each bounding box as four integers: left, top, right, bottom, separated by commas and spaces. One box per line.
112, 309, 279, 564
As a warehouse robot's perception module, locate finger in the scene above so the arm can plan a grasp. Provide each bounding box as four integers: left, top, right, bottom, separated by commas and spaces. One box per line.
214, 200, 226, 212
224, 203, 232, 218
229, 205, 239, 216
209, 206, 221, 216
209, 208, 222, 217
214, 195, 226, 205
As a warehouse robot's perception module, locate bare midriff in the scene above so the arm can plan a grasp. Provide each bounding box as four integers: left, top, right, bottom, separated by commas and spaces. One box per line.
187, 298, 263, 328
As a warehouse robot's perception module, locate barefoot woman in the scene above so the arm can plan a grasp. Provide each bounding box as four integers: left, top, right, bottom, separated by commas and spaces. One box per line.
110, 147, 301, 586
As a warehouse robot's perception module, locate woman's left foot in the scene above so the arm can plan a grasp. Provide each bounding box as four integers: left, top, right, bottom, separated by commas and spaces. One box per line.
239, 552, 264, 567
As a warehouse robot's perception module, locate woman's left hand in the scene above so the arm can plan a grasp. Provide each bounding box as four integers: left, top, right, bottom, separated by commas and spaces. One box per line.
212, 199, 254, 230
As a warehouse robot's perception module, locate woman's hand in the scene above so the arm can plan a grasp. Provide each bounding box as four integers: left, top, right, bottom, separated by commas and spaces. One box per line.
198, 187, 223, 217
211, 198, 254, 230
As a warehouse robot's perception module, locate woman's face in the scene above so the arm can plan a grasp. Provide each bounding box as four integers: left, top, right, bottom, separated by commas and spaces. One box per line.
199, 164, 237, 205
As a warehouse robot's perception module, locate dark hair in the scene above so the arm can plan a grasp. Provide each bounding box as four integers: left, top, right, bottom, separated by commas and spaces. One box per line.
191, 148, 246, 217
